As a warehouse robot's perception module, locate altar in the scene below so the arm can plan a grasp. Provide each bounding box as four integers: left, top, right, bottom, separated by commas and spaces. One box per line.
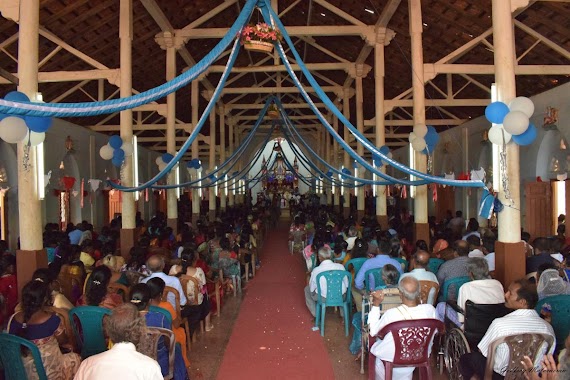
261, 141, 299, 207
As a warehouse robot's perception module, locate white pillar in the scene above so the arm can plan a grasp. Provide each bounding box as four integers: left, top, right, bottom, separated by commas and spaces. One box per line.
373, 29, 395, 227
342, 87, 353, 216
16, 0, 42, 251
209, 97, 216, 217
156, 32, 182, 232
493, 0, 520, 243
492, 0, 524, 287
228, 117, 235, 207
219, 105, 226, 210
191, 80, 200, 219
333, 114, 340, 209
409, 0, 429, 241
355, 64, 367, 217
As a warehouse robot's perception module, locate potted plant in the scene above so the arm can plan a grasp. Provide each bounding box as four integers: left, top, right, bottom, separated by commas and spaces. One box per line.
267, 103, 279, 118
240, 23, 282, 53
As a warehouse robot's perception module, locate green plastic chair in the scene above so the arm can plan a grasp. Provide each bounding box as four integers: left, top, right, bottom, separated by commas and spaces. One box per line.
315, 270, 352, 337
427, 258, 445, 274
310, 254, 317, 270
364, 267, 385, 291
149, 306, 173, 325
0, 333, 48, 380
344, 258, 367, 276
395, 257, 409, 272
535, 295, 570, 353
441, 276, 471, 301
69, 306, 112, 359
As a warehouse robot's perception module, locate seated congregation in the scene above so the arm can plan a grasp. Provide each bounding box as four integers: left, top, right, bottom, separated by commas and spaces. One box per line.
295, 208, 570, 380
0, 205, 266, 380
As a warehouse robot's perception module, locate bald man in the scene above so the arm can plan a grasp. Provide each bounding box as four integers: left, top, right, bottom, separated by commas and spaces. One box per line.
368, 277, 437, 380
399, 250, 439, 304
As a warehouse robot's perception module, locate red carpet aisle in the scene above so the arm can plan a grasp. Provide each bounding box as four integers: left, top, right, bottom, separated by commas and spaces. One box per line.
216, 223, 336, 380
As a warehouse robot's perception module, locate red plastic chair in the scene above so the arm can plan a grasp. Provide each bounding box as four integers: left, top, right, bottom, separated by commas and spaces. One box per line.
369, 318, 444, 380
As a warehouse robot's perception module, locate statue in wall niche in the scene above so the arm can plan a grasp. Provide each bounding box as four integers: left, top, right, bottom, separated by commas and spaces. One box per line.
543, 106, 558, 130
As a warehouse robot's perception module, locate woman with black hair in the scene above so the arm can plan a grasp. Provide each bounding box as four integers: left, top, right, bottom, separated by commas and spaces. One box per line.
146, 277, 190, 368
77, 265, 122, 309
169, 248, 213, 333
8, 280, 80, 379
130, 283, 190, 375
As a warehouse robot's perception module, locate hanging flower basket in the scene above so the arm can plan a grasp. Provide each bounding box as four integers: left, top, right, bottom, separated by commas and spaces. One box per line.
244, 40, 275, 53
267, 104, 279, 119
241, 23, 281, 54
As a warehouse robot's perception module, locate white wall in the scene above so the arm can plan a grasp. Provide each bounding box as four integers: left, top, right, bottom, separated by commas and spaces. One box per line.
392, 82, 570, 224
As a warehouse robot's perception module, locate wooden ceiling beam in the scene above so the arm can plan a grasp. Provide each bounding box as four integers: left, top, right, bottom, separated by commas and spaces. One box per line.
0, 69, 119, 84
209, 62, 352, 73
177, 25, 374, 39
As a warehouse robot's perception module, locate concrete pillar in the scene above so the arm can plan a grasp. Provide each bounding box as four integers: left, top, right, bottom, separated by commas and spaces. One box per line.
373, 29, 394, 229
354, 64, 371, 220
492, 0, 524, 288
156, 31, 184, 234
409, 0, 429, 243
228, 117, 235, 207
219, 105, 227, 211
191, 80, 200, 225
325, 117, 333, 207
342, 87, 353, 218
209, 95, 216, 221
333, 114, 341, 211
15, 0, 47, 295
118, 0, 137, 258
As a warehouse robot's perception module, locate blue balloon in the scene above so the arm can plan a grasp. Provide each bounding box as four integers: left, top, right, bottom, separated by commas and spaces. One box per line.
113, 148, 125, 160
186, 161, 194, 168
352, 161, 358, 169
0, 113, 8, 121
379, 145, 390, 155
326, 171, 333, 177
209, 175, 217, 182
111, 157, 123, 167
24, 115, 52, 132
424, 126, 439, 147
109, 135, 123, 149
162, 153, 174, 163
374, 158, 383, 167
512, 123, 537, 146
485, 102, 510, 124
4, 91, 30, 102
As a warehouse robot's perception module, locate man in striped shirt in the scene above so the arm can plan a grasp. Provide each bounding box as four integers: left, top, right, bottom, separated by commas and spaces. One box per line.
459, 279, 555, 379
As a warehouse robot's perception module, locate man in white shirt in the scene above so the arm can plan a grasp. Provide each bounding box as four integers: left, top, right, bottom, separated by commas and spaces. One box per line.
304, 246, 348, 317
399, 250, 438, 304
75, 303, 162, 380
141, 255, 187, 310
368, 277, 438, 380
459, 279, 556, 379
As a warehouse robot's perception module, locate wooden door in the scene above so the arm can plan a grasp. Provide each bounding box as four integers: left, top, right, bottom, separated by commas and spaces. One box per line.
435, 185, 455, 223
525, 182, 552, 239
108, 190, 122, 222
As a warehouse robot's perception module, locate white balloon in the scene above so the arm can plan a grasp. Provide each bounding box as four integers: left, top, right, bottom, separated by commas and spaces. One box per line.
99, 144, 114, 160
387, 152, 393, 159
503, 111, 530, 135
155, 156, 163, 166
408, 132, 417, 143
0, 117, 28, 143
413, 124, 428, 138
411, 137, 427, 151
197, 166, 203, 173
24, 131, 45, 146
488, 125, 512, 145
158, 162, 167, 171
121, 142, 134, 156
508, 97, 534, 118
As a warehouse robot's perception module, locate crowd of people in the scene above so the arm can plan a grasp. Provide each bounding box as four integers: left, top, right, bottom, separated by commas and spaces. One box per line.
0, 205, 269, 379
292, 205, 570, 380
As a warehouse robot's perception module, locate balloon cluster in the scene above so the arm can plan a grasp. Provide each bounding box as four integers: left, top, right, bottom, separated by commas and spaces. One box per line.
341, 167, 351, 180
408, 125, 439, 154
186, 158, 202, 175
100, 135, 134, 167
155, 153, 175, 171
485, 97, 536, 146
373, 145, 393, 167
0, 91, 52, 146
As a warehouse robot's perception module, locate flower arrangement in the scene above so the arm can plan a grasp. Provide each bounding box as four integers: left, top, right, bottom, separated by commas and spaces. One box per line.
240, 23, 281, 52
